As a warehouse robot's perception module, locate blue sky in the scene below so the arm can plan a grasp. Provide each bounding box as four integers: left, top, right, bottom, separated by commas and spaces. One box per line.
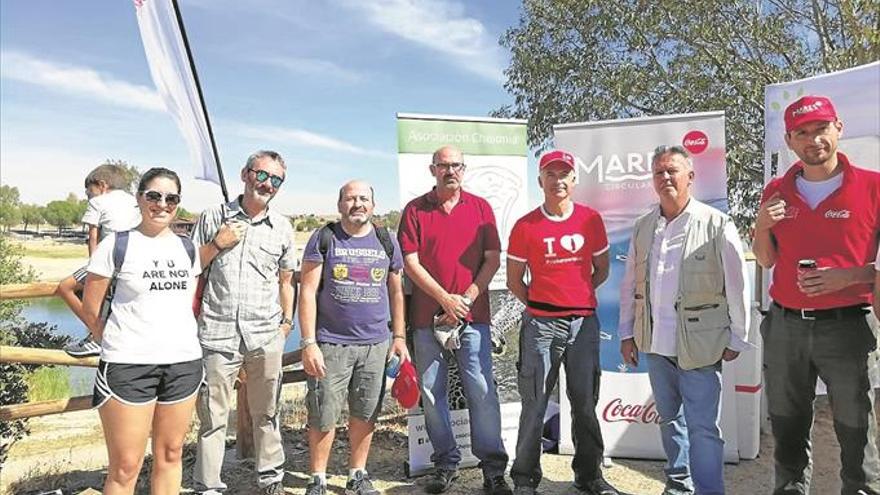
0, 0, 526, 214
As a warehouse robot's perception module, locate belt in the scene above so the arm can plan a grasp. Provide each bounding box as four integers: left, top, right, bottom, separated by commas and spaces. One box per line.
772, 302, 868, 321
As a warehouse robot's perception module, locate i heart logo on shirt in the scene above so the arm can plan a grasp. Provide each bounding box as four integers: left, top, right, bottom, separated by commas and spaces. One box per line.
560, 234, 584, 254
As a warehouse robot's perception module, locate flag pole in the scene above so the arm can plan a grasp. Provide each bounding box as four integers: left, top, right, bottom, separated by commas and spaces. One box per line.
169, 0, 229, 202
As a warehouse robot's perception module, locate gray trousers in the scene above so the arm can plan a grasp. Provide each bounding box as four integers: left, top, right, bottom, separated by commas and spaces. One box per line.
194, 334, 285, 491
762, 303, 880, 495
511, 313, 604, 489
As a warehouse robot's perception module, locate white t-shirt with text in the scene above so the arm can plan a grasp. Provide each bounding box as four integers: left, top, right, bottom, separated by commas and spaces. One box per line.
87, 230, 202, 364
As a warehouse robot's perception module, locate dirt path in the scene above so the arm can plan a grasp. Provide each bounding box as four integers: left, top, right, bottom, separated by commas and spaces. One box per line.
5, 395, 877, 495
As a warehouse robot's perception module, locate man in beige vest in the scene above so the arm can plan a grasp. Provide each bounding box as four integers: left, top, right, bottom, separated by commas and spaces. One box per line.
618, 145, 750, 495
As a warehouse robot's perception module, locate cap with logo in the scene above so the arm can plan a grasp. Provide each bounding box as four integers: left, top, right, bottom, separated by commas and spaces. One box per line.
539, 149, 576, 171
784, 96, 838, 132
391, 359, 420, 409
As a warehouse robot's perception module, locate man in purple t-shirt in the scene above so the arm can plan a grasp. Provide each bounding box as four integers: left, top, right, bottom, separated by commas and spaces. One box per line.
298, 180, 408, 495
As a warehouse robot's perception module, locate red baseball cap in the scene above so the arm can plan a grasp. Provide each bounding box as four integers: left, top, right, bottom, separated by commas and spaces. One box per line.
391, 359, 420, 409
784, 96, 838, 132
539, 149, 576, 171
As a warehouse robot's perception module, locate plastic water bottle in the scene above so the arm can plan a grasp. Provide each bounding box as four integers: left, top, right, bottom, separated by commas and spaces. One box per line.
386, 354, 401, 378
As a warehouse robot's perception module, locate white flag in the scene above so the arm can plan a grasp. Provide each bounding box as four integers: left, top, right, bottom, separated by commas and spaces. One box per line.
134, 0, 220, 185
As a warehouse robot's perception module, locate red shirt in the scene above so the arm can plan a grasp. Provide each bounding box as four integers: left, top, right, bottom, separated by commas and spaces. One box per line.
763, 153, 880, 309
507, 203, 609, 317
398, 189, 501, 328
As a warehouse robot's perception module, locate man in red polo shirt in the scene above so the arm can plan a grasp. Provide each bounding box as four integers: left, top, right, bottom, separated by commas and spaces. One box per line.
506, 149, 619, 495
754, 95, 880, 495
398, 145, 511, 495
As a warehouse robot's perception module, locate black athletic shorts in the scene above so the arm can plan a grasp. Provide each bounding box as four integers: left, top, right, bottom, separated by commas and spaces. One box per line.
92, 358, 204, 408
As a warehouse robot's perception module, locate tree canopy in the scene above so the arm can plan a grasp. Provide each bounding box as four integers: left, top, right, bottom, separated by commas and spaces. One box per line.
42, 197, 86, 234
497, 0, 879, 230
0, 186, 22, 231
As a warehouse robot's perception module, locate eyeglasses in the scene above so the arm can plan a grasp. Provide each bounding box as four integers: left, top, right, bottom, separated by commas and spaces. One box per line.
141, 190, 181, 207
433, 162, 466, 172
247, 167, 285, 188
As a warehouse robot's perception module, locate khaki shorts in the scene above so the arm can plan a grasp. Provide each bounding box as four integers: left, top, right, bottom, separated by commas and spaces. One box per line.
306, 340, 389, 431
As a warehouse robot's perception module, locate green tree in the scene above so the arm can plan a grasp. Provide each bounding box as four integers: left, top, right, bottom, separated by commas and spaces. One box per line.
293, 214, 325, 232
0, 185, 22, 232
42, 200, 80, 234
0, 237, 71, 464
176, 207, 196, 221
383, 209, 401, 230
0, 236, 35, 464
19, 204, 44, 233
497, 0, 880, 231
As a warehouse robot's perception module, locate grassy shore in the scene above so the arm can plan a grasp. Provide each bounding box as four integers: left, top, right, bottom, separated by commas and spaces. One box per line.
15, 240, 89, 259
26, 366, 70, 402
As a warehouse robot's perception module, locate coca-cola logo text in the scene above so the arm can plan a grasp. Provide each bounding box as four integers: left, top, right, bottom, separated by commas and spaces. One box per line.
682, 130, 709, 155
824, 209, 851, 219
602, 398, 661, 424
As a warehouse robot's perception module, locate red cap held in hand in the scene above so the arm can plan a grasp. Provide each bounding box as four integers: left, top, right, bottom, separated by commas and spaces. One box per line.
391, 359, 420, 410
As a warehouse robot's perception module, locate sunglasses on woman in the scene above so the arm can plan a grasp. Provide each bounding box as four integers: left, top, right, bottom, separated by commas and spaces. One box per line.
142, 190, 181, 207
247, 167, 285, 188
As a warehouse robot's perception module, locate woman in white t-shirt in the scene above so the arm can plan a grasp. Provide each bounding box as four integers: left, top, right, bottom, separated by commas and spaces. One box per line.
82, 167, 202, 494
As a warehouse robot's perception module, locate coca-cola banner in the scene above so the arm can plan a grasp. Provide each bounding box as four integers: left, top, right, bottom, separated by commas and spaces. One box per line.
552, 112, 757, 461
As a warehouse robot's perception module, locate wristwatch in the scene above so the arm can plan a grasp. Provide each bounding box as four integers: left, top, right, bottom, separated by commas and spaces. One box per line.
461, 295, 473, 307
301, 337, 317, 349
280, 317, 293, 326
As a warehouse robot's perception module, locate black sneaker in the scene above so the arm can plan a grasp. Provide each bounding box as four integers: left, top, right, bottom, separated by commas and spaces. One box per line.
305, 477, 326, 495
483, 473, 512, 495
576, 477, 621, 495
64, 335, 101, 357
425, 467, 459, 493
345, 471, 379, 495
261, 481, 284, 495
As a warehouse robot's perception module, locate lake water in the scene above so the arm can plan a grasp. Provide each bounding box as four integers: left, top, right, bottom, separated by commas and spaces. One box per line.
20, 298, 302, 397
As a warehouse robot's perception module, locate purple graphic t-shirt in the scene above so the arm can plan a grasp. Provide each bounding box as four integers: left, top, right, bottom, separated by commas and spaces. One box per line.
303, 223, 404, 344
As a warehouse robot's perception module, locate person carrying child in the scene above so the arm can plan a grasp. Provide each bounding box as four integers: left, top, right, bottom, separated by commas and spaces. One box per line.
58, 163, 140, 357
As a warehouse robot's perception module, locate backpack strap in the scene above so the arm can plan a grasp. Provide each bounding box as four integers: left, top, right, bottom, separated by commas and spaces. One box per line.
372, 223, 395, 265
112, 230, 130, 274
178, 234, 196, 267
101, 230, 130, 322
316, 222, 336, 293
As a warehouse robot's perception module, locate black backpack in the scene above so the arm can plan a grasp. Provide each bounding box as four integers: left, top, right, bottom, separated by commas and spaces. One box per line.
316, 221, 394, 292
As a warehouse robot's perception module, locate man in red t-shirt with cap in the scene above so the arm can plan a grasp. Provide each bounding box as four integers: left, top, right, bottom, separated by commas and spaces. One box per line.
754, 95, 880, 494
506, 149, 620, 495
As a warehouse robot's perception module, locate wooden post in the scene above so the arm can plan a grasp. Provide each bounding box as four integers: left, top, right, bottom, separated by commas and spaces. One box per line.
0, 346, 99, 367
235, 368, 255, 460
0, 395, 92, 420
0, 282, 59, 300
